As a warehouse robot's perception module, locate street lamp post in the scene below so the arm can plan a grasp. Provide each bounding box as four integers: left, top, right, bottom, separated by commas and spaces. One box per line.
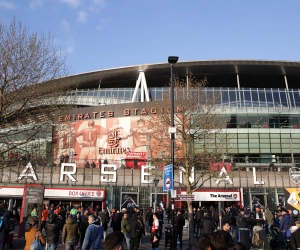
168, 56, 178, 250
153, 176, 159, 212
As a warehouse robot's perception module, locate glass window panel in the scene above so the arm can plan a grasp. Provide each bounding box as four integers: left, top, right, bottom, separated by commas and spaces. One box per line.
266, 91, 273, 107
237, 115, 248, 128
229, 90, 237, 106
249, 148, 259, 153
281, 134, 290, 139
271, 143, 281, 148
221, 89, 229, 106
238, 134, 248, 138
271, 139, 281, 143
281, 144, 290, 149
260, 148, 271, 153
238, 144, 249, 148
239, 148, 249, 153
292, 144, 300, 149
249, 134, 259, 139
260, 134, 270, 138
251, 90, 259, 107
280, 91, 288, 107
260, 144, 270, 149
249, 139, 259, 143
270, 134, 280, 138
259, 91, 266, 106
238, 138, 248, 143
293, 91, 300, 107
282, 148, 290, 153
243, 90, 251, 107
260, 139, 270, 143
273, 91, 280, 106
249, 143, 260, 148
117, 90, 124, 98
247, 114, 259, 128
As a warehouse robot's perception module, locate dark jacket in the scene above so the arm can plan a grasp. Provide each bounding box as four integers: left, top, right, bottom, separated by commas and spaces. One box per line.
174, 214, 185, 231
45, 214, 61, 244
280, 214, 292, 231
145, 210, 153, 226
99, 212, 109, 231
0, 211, 15, 243
200, 215, 215, 234
129, 214, 144, 238
62, 217, 80, 242
113, 212, 123, 231
291, 227, 300, 249
80, 214, 89, 233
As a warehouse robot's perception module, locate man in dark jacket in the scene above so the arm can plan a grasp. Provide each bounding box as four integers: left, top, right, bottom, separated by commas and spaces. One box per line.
195, 207, 204, 237
99, 210, 109, 240
174, 210, 185, 250
200, 210, 215, 235
79, 210, 89, 247
0, 210, 15, 250
280, 208, 292, 238
129, 212, 144, 250
45, 214, 61, 250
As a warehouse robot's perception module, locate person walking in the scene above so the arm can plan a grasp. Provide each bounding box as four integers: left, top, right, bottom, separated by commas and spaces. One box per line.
151, 212, 160, 250
121, 213, 131, 250
174, 210, 185, 250
62, 214, 80, 250
24, 219, 45, 250
79, 210, 89, 248
200, 210, 216, 235
45, 214, 61, 250
81, 215, 104, 250
0, 210, 15, 250
129, 211, 144, 250
40, 206, 49, 233
99, 209, 109, 240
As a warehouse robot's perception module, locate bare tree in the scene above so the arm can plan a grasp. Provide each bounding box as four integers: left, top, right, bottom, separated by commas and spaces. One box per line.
147, 73, 234, 246
0, 18, 71, 170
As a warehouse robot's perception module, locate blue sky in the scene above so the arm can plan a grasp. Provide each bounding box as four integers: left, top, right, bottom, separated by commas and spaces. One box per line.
1, 0, 300, 74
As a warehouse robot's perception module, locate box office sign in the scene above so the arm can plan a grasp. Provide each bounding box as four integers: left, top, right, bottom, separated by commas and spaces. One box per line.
181, 191, 240, 201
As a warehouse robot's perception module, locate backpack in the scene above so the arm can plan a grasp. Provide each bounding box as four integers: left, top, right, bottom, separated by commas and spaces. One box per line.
0, 216, 4, 230
252, 231, 263, 247
286, 235, 297, 250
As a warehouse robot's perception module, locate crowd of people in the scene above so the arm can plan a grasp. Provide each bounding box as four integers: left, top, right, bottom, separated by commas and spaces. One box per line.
1, 202, 300, 249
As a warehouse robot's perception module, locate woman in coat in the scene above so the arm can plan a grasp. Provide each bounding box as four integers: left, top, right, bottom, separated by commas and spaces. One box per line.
24, 219, 46, 250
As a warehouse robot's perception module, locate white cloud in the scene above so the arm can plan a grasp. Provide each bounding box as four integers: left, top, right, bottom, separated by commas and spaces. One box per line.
60, 0, 81, 8
87, 0, 105, 12
61, 20, 70, 32
66, 45, 74, 53
77, 11, 88, 22
0, 0, 16, 10
29, 0, 42, 9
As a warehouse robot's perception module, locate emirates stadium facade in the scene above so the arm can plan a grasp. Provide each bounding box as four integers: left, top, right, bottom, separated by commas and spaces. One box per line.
1, 59, 300, 212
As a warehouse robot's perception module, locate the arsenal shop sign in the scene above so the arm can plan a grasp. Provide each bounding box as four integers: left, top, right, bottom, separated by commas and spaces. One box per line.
181, 191, 240, 201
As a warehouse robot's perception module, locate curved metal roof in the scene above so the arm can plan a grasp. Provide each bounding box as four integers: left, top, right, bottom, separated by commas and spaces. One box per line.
66, 60, 300, 90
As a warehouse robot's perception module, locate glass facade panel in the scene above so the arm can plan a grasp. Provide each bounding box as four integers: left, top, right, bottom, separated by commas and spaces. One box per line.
260, 134, 270, 138
238, 144, 249, 148
238, 138, 248, 143
249, 148, 259, 153
260, 139, 270, 143
238, 134, 248, 138
261, 148, 271, 153
260, 144, 270, 149
239, 148, 249, 153
270, 134, 280, 138
271, 139, 281, 143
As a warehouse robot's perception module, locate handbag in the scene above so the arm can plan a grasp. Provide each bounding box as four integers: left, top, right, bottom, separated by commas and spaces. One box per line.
30, 238, 44, 250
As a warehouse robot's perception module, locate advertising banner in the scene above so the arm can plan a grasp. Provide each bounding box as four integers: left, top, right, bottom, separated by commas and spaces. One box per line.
284, 188, 300, 218
54, 116, 183, 169
181, 191, 240, 201
163, 165, 173, 191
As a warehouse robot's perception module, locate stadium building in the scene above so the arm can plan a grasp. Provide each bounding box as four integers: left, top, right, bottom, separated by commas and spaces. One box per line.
1, 59, 300, 212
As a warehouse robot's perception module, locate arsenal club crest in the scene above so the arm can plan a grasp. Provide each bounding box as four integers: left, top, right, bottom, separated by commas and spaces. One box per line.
233, 194, 237, 199
289, 167, 300, 185
96, 191, 102, 197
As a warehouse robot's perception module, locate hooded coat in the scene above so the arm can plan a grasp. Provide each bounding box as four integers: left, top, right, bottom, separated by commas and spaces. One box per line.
45, 214, 61, 244
0, 211, 15, 243
62, 217, 80, 243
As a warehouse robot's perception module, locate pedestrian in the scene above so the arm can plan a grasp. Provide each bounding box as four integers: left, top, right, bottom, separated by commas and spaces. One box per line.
62, 214, 80, 250
174, 210, 185, 250
0, 210, 15, 250
221, 221, 234, 244
252, 220, 271, 250
81, 215, 104, 250
200, 210, 216, 235
264, 207, 275, 239
40, 205, 49, 232
79, 210, 89, 248
121, 213, 131, 250
45, 214, 61, 250
24, 219, 45, 250
129, 211, 144, 250
151, 212, 160, 250
104, 231, 124, 250
99, 209, 109, 240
